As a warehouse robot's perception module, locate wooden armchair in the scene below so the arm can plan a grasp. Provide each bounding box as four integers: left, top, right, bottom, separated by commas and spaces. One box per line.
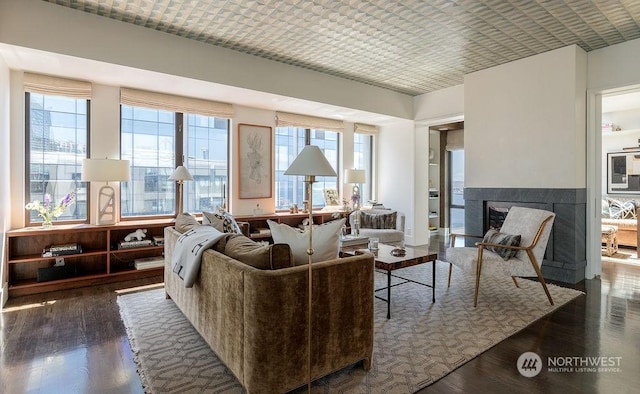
445, 206, 556, 307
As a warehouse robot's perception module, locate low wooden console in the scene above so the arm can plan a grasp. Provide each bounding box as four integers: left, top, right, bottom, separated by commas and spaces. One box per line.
4, 219, 172, 297
234, 211, 347, 241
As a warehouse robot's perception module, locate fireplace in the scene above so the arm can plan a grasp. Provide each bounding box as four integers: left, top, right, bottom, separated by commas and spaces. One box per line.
485, 201, 548, 232
464, 188, 586, 284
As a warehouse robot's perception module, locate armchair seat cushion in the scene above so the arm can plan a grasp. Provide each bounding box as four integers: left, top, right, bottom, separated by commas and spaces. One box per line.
446, 246, 536, 277
358, 228, 404, 245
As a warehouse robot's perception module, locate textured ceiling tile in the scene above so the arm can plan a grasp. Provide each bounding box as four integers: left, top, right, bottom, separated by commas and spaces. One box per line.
43, 0, 640, 96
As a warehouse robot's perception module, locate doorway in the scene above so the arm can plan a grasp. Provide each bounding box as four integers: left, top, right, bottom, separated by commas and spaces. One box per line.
428, 121, 464, 237
600, 89, 640, 266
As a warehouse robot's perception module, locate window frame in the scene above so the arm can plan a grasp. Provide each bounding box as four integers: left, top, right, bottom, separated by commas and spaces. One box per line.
24, 92, 91, 226
274, 127, 340, 211
119, 106, 230, 220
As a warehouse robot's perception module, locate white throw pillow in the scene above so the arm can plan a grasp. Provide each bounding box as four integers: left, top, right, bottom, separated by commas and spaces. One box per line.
267, 218, 346, 266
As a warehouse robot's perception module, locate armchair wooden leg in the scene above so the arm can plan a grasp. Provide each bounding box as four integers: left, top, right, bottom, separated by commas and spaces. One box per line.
527, 250, 554, 306
474, 248, 484, 307
511, 276, 520, 288
447, 263, 453, 288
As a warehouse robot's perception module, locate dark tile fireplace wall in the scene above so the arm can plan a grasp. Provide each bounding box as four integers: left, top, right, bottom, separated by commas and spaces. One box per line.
465, 188, 586, 284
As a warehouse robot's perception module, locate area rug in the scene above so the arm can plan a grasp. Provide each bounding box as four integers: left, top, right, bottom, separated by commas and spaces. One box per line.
117, 261, 583, 393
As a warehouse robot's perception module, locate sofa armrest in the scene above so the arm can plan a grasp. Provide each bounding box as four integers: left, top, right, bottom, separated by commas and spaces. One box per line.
242, 255, 374, 393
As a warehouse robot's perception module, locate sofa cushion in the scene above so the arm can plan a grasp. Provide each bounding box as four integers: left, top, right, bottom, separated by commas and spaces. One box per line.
359, 210, 397, 229
175, 212, 200, 233
482, 229, 521, 261
202, 210, 242, 234
223, 234, 293, 270
267, 218, 346, 266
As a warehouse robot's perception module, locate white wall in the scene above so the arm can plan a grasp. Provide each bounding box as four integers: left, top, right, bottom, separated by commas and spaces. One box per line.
588, 39, 640, 92
0, 0, 413, 121
377, 119, 418, 245
231, 105, 278, 216
0, 54, 10, 305
414, 84, 464, 122
464, 45, 587, 188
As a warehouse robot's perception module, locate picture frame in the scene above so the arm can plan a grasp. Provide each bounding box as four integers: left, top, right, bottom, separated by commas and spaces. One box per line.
323, 188, 340, 206
607, 151, 640, 194
238, 123, 272, 199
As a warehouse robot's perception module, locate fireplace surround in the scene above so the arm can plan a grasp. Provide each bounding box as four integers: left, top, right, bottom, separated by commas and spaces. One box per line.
465, 188, 586, 284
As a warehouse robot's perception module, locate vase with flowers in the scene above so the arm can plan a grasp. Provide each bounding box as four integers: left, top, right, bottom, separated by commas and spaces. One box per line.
25, 191, 76, 228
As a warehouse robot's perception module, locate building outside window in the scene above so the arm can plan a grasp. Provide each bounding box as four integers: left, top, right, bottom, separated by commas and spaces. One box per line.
26, 92, 88, 224
121, 105, 229, 217
275, 127, 339, 210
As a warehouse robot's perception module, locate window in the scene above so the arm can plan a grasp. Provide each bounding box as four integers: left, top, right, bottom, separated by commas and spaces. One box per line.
275, 127, 339, 210
121, 106, 229, 217
121, 105, 176, 217
182, 114, 229, 213
26, 92, 89, 224
354, 133, 373, 204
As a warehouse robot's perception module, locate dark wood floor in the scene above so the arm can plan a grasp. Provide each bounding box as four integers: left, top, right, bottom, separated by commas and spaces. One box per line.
2, 243, 640, 393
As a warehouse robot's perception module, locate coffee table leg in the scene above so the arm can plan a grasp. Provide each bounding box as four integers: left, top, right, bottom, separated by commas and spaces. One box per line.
387, 269, 391, 319
432, 258, 436, 303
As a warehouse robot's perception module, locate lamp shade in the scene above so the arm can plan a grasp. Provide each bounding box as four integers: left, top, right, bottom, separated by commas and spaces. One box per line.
344, 168, 366, 184
284, 145, 336, 177
169, 165, 193, 181
82, 158, 130, 182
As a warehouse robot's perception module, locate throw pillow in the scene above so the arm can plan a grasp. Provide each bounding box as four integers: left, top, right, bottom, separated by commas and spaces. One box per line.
482, 229, 522, 261
175, 212, 199, 233
360, 210, 397, 229
202, 210, 242, 234
223, 234, 293, 270
267, 218, 346, 266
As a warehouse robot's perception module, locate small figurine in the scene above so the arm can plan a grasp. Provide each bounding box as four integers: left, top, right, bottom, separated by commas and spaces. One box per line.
124, 228, 147, 241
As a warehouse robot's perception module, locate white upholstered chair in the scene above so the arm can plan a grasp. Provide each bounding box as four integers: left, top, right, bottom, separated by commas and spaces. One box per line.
446, 206, 555, 307
349, 209, 405, 246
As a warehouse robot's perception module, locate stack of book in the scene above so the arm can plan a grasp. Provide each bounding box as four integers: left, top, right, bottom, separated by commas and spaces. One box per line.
117, 239, 154, 249
340, 235, 369, 247
152, 236, 164, 246
42, 243, 82, 257
134, 256, 164, 270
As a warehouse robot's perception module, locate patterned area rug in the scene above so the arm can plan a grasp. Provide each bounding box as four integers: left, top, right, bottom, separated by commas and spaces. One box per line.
118, 261, 583, 393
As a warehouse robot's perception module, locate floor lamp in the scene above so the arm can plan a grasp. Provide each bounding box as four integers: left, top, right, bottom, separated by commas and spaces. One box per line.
82, 158, 130, 225
284, 145, 337, 391
344, 169, 366, 236
169, 165, 193, 214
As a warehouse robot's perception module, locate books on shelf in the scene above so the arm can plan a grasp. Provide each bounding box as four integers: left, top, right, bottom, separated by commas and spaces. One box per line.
152, 236, 164, 246
340, 235, 369, 247
42, 243, 82, 257
134, 256, 164, 270
117, 239, 154, 249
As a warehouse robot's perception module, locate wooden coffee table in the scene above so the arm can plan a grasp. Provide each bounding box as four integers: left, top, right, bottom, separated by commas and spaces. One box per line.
341, 243, 437, 319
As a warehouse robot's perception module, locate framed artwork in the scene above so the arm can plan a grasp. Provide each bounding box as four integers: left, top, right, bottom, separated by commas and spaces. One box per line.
238, 123, 272, 199
323, 188, 340, 206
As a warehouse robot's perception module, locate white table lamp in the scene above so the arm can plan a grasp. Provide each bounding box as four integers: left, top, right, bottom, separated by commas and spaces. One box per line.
169, 165, 193, 215
82, 158, 130, 225
345, 168, 366, 236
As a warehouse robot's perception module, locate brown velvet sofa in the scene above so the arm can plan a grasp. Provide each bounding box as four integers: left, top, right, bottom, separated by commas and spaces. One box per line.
164, 227, 374, 394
